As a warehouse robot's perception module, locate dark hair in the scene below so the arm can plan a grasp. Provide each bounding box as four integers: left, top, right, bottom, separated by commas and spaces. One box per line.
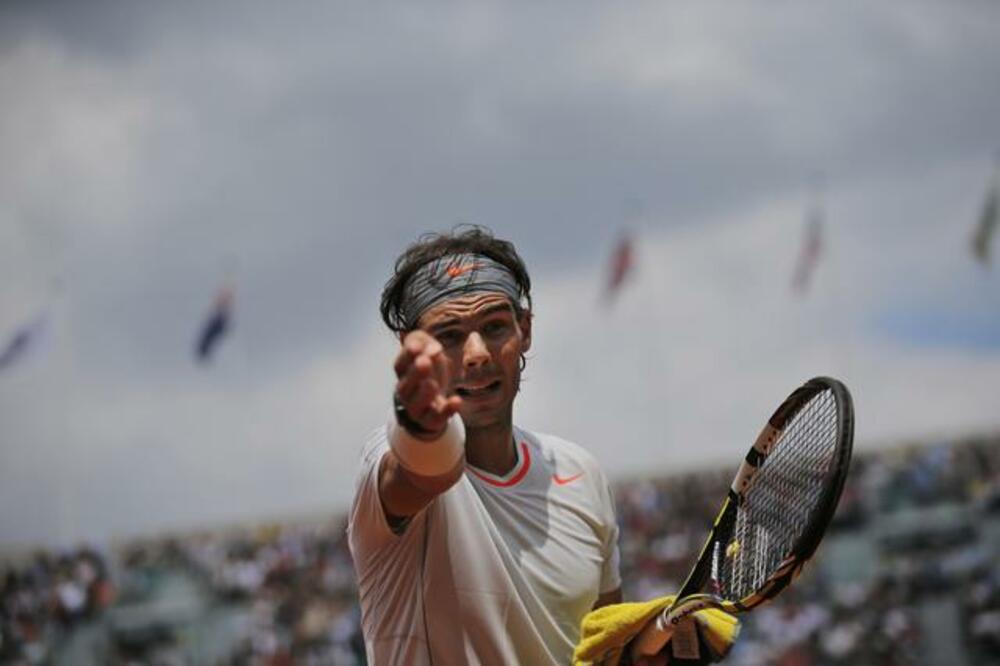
380, 225, 532, 334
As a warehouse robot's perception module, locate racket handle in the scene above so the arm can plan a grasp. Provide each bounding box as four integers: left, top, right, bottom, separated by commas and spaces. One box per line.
631, 608, 674, 658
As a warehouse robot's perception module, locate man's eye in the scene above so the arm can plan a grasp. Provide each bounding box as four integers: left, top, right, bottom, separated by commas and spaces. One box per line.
483, 321, 509, 336
436, 331, 462, 346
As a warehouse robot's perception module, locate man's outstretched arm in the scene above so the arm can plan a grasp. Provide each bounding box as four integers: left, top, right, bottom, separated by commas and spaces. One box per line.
379, 330, 465, 522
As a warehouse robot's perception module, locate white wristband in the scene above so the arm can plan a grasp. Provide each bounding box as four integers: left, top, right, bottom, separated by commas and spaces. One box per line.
387, 411, 466, 477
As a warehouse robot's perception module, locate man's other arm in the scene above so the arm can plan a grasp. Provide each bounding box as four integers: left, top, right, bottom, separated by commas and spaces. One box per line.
593, 587, 623, 610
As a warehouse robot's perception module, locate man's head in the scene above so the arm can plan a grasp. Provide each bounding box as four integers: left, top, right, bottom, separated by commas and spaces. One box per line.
381, 226, 532, 430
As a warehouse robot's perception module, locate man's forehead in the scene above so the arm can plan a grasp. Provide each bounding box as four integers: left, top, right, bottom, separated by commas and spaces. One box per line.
418, 293, 514, 327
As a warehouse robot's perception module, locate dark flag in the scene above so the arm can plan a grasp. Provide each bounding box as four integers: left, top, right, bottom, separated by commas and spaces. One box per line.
0, 314, 47, 374
604, 232, 635, 304
792, 203, 823, 295
195, 287, 234, 363
972, 178, 998, 265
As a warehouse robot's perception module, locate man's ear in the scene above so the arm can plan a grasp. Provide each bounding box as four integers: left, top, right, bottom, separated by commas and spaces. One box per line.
518, 310, 532, 353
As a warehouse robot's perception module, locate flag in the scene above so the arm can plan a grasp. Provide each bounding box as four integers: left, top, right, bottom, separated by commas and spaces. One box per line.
604, 232, 634, 304
792, 204, 823, 294
972, 180, 998, 265
195, 287, 234, 363
0, 314, 47, 374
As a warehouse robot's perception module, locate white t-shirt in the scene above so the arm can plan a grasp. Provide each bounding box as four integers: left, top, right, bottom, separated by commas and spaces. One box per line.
348, 425, 621, 665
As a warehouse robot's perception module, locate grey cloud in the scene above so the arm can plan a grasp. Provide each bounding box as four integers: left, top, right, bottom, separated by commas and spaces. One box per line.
2, 1, 1000, 545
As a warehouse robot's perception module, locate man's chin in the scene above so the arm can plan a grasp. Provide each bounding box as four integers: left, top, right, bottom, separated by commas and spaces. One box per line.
458, 409, 506, 432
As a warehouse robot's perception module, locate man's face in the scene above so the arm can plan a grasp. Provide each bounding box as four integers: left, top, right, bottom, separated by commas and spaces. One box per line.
416, 292, 531, 431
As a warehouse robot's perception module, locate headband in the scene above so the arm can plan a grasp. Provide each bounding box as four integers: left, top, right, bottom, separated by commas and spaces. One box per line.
401, 253, 523, 329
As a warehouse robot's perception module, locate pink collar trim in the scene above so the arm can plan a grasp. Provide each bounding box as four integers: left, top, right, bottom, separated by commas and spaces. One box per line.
467, 441, 531, 488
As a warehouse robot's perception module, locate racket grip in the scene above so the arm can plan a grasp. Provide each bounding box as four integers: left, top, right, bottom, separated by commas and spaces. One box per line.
631, 608, 674, 658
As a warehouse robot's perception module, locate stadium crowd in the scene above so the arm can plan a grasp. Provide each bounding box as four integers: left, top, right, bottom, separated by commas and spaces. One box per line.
181, 523, 364, 665
1, 434, 998, 665
0, 547, 114, 664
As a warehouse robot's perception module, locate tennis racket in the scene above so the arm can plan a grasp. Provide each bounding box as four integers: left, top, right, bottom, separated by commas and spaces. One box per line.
632, 376, 854, 659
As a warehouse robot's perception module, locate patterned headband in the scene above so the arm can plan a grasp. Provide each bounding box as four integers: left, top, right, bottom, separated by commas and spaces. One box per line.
401, 253, 523, 329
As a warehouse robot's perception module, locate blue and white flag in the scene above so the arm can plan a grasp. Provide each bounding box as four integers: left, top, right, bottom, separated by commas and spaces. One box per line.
0, 313, 48, 374
195, 287, 234, 363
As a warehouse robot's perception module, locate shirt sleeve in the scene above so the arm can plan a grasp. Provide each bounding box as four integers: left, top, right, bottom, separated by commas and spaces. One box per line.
598, 472, 623, 594
347, 426, 399, 556
346, 428, 429, 650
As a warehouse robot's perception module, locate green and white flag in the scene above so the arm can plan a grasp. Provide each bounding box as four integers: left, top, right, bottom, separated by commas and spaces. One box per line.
972, 176, 998, 265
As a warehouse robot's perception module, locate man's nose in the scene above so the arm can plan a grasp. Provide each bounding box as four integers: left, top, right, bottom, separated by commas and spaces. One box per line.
463, 332, 490, 369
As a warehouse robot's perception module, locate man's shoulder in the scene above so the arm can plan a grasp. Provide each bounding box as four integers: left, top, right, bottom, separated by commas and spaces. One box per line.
360, 425, 389, 466
516, 427, 603, 473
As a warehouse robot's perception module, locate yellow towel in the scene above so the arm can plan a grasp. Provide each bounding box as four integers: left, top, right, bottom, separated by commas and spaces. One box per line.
573, 595, 740, 665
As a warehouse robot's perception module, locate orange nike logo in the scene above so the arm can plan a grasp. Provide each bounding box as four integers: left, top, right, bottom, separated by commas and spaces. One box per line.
552, 472, 584, 486
446, 263, 482, 278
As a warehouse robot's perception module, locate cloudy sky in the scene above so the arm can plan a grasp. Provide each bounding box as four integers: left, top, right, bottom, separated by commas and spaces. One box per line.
1, 1, 999, 548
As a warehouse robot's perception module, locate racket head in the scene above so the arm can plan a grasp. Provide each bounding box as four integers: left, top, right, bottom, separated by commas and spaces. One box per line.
631, 377, 853, 658
678, 376, 854, 614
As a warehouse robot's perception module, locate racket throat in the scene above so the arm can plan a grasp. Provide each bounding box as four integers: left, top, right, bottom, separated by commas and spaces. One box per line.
711, 541, 723, 595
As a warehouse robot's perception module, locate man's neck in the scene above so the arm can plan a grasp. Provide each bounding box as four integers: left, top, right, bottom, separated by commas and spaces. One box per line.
465, 421, 517, 477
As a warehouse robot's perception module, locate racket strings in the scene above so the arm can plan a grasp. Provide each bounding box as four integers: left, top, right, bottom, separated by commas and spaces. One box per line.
723, 390, 839, 601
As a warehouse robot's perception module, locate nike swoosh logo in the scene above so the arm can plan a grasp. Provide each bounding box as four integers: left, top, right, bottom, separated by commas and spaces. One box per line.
446, 263, 483, 278
552, 472, 584, 486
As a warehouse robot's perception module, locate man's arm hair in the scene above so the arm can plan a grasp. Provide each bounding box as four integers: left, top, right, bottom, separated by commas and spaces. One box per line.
378, 449, 464, 523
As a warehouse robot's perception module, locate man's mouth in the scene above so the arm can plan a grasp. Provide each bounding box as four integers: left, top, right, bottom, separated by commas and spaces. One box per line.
455, 380, 502, 398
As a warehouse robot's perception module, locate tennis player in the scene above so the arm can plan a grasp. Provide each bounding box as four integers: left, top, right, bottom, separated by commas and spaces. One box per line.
348, 226, 622, 664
